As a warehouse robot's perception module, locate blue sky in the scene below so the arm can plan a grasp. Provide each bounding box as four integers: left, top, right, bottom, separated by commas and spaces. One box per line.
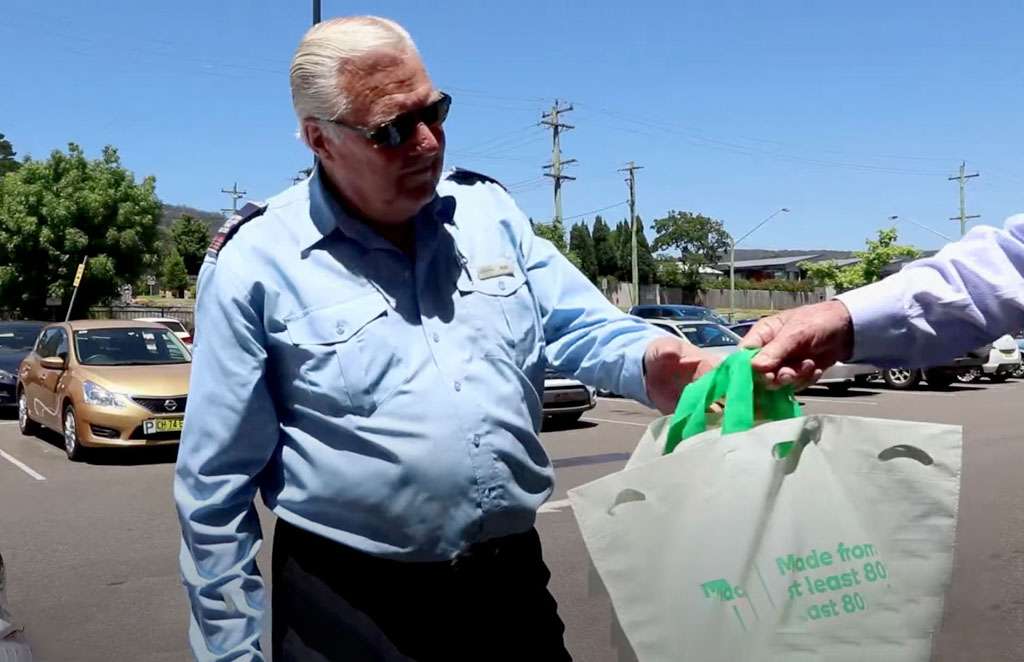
3, 0, 1022, 251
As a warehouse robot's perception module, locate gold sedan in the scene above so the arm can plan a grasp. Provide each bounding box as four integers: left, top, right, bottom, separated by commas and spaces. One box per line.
17, 320, 191, 460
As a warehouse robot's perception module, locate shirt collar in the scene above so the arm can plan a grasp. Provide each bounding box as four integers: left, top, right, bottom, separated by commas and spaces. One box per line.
300, 163, 457, 254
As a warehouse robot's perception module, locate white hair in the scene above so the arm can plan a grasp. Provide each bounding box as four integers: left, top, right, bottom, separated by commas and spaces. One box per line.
290, 16, 419, 146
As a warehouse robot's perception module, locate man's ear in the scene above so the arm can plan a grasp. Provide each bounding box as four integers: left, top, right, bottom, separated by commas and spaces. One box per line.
302, 121, 334, 162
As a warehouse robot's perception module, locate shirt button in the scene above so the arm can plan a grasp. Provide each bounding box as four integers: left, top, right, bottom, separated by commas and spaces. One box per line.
454, 380, 462, 392
432, 332, 440, 343
335, 322, 346, 335
473, 434, 481, 447
498, 281, 506, 291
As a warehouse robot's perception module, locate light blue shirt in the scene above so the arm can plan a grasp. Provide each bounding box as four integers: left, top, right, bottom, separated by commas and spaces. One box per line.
839, 213, 1024, 366
174, 167, 662, 660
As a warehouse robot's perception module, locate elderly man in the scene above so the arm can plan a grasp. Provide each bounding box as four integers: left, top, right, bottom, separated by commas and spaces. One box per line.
175, 15, 712, 662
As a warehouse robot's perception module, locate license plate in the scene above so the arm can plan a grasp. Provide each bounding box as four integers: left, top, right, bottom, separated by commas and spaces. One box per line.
549, 389, 584, 403
143, 418, 184, 435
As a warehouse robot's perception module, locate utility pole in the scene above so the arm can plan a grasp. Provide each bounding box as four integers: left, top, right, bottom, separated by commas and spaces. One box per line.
618, 161, 643, 306
541, 100, 576, 227
313, 0, 321, 25
220, 182, 246, 217
292, 167, 313, 185
948, 161, 979, 237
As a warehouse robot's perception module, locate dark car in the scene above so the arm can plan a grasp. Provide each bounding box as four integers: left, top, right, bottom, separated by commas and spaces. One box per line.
0, 321, 47, 408
629, 304, 729, 326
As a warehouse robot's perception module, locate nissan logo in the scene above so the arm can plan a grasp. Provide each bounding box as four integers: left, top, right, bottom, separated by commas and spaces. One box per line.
164, 399, 178, 412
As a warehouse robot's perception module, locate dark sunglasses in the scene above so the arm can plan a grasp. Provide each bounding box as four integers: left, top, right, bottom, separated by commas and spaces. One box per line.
324, 92, 451, 148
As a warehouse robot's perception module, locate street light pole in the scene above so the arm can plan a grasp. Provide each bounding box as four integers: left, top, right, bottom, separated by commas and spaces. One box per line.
729, 207, 790, 322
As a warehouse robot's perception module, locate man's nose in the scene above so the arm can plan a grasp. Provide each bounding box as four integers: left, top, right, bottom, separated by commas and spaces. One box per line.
412, 122, 442, 156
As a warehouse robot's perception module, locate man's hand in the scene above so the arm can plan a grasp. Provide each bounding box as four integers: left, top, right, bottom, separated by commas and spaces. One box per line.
739, 300, 855, 388
643, 336, 720, 414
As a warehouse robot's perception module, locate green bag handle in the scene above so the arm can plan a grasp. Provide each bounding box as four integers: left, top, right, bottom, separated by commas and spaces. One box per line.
664, 348, 802, 455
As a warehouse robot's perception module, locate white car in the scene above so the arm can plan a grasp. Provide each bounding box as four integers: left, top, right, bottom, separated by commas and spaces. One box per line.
960, 334, 1021, 383
543, 370, 596, 425
133, 317, 192, 348
649, 320, 743, 360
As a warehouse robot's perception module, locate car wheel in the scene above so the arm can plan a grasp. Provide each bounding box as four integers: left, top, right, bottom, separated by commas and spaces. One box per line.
62, 405, 86, 462
17, 390, 40, 436
923, 369, 955, 389
883, 368, 921, 390
1012, 364, 1024, 378
957, 368, 981, 384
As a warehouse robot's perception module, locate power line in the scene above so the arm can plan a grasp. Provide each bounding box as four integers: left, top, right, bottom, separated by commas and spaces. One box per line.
561, 201, 629, 222
541, 100, 576, 225
948, 161, 980, 237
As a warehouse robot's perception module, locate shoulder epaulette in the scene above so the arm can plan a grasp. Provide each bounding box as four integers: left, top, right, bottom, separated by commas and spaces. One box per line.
445, 167, 507, 192
206, 202, 268, 258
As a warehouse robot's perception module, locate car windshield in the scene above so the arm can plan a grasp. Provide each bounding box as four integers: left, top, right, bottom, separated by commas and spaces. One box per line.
158, 320, 188, 334
74, 328, 191, 366
678, 324, 741, 348
0, 324, 45, 351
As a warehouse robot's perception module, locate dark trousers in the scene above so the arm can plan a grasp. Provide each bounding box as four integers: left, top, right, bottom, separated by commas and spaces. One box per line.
272, 519, 573, 662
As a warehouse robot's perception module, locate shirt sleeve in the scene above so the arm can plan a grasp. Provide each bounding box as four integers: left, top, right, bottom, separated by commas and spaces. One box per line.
512, 211, 665, 405
174, 255, 279, 661
837, 213, 1024, 368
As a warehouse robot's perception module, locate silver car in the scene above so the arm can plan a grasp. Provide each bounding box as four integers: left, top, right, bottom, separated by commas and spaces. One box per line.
543, 370, 596, 425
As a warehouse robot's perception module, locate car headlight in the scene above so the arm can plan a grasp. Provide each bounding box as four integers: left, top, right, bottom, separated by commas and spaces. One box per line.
83, 380, 128, 408
0, 370, 14, 385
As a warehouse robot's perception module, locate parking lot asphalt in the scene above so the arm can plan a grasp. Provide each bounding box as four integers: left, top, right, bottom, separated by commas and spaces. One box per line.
2, 379, 1024, 660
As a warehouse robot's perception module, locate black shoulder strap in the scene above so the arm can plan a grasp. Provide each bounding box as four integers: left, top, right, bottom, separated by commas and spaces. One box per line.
206, 202, 268, 259
445, 167, 507, 192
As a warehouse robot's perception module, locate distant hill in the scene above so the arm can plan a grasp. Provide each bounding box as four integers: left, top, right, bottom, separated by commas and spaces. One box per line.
159, 204, 224, 235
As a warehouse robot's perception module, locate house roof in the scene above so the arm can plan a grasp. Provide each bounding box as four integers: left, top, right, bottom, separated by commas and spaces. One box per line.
719, 254, 821, 269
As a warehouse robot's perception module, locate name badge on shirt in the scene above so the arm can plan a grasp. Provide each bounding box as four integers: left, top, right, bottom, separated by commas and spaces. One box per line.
477, 261, 514, 280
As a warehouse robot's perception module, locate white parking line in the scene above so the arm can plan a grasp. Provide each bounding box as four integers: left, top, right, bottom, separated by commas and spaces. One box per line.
581, 416, 651, 428
799, 397, 878, 406
538, 498, 572, 514
0, 449, 46, 481
0, 421, 18, 425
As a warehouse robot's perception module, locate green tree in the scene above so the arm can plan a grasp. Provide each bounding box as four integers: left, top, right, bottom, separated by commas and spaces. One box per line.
532, 218, 582, 270
635, 215, 657, 284
0, 133, 21, 178
0, 143, 161, 317
651, 210, 731, 292
161, 247, 190, 296
802, 227, 920, 292
170, 214, 211, 275
591, 215, 617, 277
568, 222, 598, 282
655, 258, 685, 287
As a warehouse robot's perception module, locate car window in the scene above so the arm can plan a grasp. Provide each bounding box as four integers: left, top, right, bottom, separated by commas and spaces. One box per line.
731, 324, 754, 338
678, 324, 740, 348
74, 328, 191, 366
159, 320, 188, 334
54, 328, 69, 359
0, 325, 45, 351
36, 328, 59, 358
651, 322, 683, 338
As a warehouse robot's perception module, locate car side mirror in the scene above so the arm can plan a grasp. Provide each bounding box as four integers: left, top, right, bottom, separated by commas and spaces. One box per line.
40, 356, 66, 370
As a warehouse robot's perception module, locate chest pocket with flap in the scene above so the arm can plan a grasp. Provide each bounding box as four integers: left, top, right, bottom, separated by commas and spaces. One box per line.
284, 293, 398, 416
456, 260, 538, 365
